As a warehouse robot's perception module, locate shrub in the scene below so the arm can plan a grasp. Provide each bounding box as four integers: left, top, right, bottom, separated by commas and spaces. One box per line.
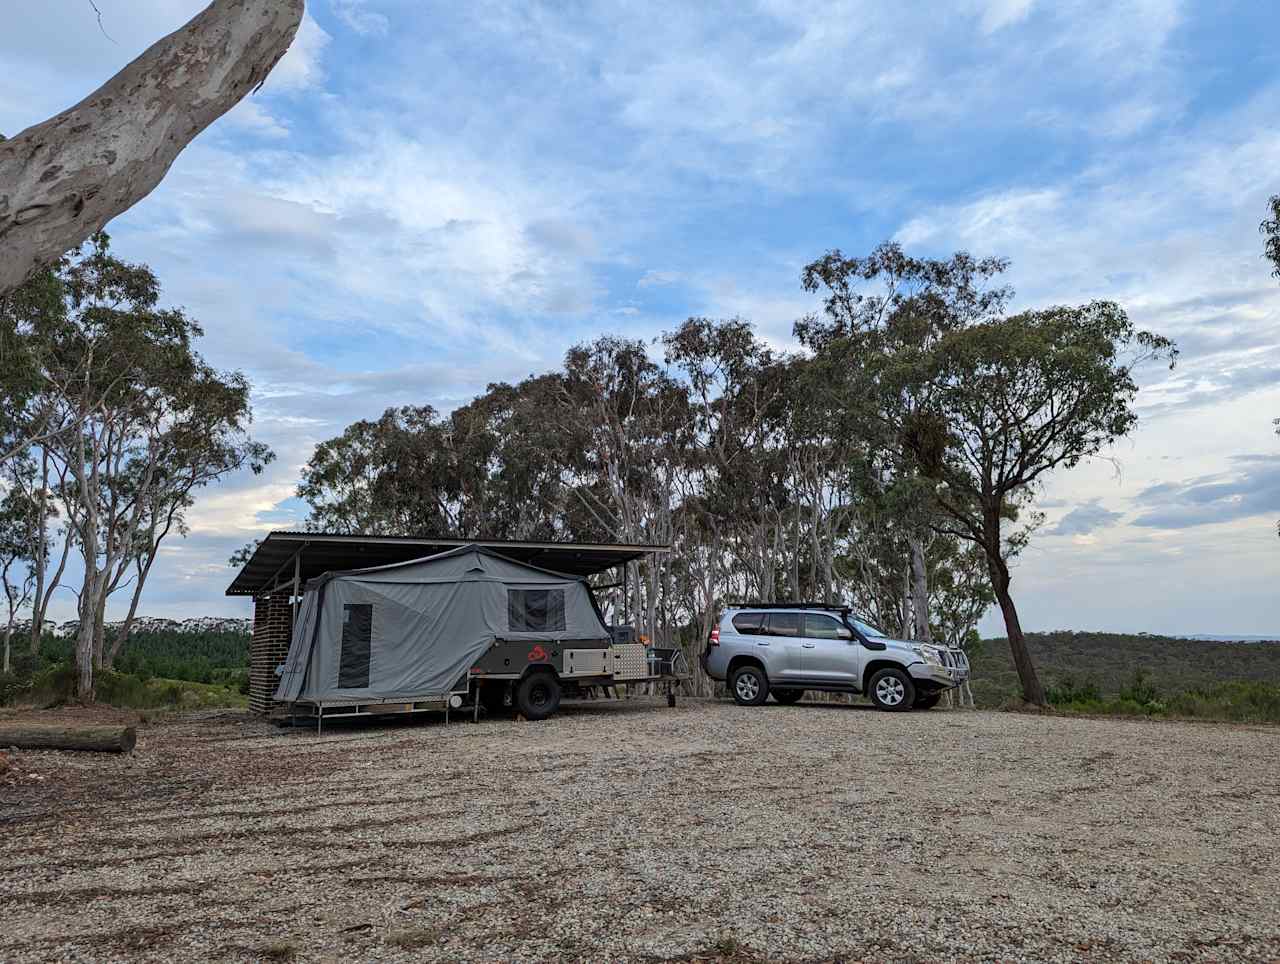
1119, 669, 1161, 707
1046, 676, 1102, 706
0, 670, 31, 705
30, 661, 76, 705
96, 670, 152, 707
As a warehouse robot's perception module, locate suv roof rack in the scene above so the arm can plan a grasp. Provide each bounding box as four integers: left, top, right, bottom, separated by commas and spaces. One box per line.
724, 601, 851, 611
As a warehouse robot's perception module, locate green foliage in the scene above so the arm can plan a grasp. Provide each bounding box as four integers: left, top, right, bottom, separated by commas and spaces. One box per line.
2, 233, 271, 701
1, 626, 249, 708
1045, 675, 1102, 705
976, 631, 1280, 722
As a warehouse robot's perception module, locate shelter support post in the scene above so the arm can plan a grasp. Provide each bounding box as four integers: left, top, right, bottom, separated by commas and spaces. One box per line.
248, 591, 294, 716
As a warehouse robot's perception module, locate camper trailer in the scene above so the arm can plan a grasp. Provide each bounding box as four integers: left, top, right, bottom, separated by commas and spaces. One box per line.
227, 534, 679, 730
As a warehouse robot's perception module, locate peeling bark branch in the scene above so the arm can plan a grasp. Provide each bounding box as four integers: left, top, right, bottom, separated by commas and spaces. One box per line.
0, 0, 304, 296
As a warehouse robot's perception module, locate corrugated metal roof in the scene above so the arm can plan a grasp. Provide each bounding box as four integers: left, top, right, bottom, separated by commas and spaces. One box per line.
225, 531, 669, 596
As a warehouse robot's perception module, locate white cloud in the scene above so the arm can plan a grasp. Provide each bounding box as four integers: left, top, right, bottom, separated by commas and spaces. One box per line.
977, 0, 1036, 33
265, 12, 331, 93
331, 0, 390, 37
222, 99, 291, 139
637, 270, 682, 288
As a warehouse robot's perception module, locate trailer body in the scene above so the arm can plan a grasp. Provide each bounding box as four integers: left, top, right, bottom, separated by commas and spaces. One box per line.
270, 543, 678, 727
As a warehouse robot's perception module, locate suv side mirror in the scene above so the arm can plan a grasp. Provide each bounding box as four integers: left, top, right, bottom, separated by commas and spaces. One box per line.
837, 626, 853, 641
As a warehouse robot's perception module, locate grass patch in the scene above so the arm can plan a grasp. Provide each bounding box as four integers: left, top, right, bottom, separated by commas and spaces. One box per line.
1, 661, 246, 710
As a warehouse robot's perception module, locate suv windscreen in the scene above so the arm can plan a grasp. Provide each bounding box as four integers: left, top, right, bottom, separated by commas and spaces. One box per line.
803, 613, 845, 638
731, 612, 764, 635
851, 617, 887, 638
765, 612, 802, 637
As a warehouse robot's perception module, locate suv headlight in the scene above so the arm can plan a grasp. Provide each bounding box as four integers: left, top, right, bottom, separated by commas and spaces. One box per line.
912, 645, 944, 666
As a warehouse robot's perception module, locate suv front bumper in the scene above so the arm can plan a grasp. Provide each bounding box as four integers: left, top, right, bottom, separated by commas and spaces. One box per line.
908, 662, 967, 689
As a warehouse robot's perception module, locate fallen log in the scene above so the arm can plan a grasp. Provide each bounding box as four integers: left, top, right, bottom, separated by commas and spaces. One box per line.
0, 724, 137, 754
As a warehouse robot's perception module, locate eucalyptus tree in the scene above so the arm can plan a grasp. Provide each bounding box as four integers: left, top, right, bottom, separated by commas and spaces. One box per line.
559, 336, 691, 635
29, 235, 270, 696
298, 405, 458, 536
895, 302, 1176, 704
797, 243, 1011, 644
663, 317, 794, 612
101, 363, 272, 668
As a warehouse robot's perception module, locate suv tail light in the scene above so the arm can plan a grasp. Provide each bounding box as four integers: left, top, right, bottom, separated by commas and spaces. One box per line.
708, 626, 720, 647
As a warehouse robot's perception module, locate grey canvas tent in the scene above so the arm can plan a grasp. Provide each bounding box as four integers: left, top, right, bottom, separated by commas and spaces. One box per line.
273, 545, 611, 705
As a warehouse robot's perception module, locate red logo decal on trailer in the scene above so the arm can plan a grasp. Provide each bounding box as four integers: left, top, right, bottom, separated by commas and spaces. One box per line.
528, 644, 548, 662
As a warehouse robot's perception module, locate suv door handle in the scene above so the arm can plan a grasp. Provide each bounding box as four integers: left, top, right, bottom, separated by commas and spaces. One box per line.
801, 642, 816, 648
756, 640, 770, 647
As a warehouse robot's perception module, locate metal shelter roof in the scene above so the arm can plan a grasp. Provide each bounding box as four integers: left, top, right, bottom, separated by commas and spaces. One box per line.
225, 531, 670, 597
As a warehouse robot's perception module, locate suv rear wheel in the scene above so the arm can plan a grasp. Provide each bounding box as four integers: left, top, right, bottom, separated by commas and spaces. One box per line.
730, 664, 769, 706
772, 688, 804, 705
868, 667, 916, 712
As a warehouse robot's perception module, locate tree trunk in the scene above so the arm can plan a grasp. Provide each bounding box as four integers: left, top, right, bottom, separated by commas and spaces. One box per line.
899, 563, 912, 639
908, 534, 931, 643
988, 554, 1045, 705
29, 450, 49, 656
0, 0, 305, 296
0, 723, 136, 753
74, 564, 99, 701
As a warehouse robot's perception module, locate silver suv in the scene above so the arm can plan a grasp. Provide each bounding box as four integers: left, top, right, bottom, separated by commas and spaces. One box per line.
701, 604, 969, 711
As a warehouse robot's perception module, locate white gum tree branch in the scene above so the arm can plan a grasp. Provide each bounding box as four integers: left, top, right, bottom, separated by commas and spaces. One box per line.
0, 0, 304, 295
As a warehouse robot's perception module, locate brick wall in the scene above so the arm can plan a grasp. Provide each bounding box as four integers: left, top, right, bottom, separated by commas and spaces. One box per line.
248, 592, 295, 716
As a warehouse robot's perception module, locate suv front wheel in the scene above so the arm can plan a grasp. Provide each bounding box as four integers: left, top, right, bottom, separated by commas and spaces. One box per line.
868, 667, 916, 712
730, 664, 769, 706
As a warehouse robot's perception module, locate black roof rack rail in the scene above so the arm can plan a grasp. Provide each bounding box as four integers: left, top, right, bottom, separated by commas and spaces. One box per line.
723, 601, 852, 610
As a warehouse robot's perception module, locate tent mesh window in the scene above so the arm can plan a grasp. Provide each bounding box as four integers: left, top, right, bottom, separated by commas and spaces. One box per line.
508, 588, 566, 633
340, 603, 373, 688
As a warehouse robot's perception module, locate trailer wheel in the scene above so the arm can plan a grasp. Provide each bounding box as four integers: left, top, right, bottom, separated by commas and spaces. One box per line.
515, 672, 561, 721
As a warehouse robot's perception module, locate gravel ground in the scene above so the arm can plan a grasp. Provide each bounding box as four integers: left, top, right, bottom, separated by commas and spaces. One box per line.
2, 698, 1279, 963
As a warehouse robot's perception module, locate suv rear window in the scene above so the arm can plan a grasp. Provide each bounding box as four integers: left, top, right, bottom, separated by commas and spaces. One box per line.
765, 612, 802, 637
731, 612, 764, 635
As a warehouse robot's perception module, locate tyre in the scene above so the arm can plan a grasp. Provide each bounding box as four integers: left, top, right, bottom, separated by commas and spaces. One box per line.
868, 667, 916, 712
772, 688, 804, 705
730, 664, 769, 706
479, 682, 507, 716
914, 692, 941, 710
515, 672, 561, 721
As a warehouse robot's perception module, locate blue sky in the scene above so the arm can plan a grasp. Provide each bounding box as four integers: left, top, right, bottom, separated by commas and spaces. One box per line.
3, 0, 1279, 635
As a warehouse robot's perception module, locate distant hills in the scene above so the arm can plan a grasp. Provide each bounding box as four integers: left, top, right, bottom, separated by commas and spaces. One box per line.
20, 616, 253, 638
1175, 634, 1279, 643
974, 630, 1280, 704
